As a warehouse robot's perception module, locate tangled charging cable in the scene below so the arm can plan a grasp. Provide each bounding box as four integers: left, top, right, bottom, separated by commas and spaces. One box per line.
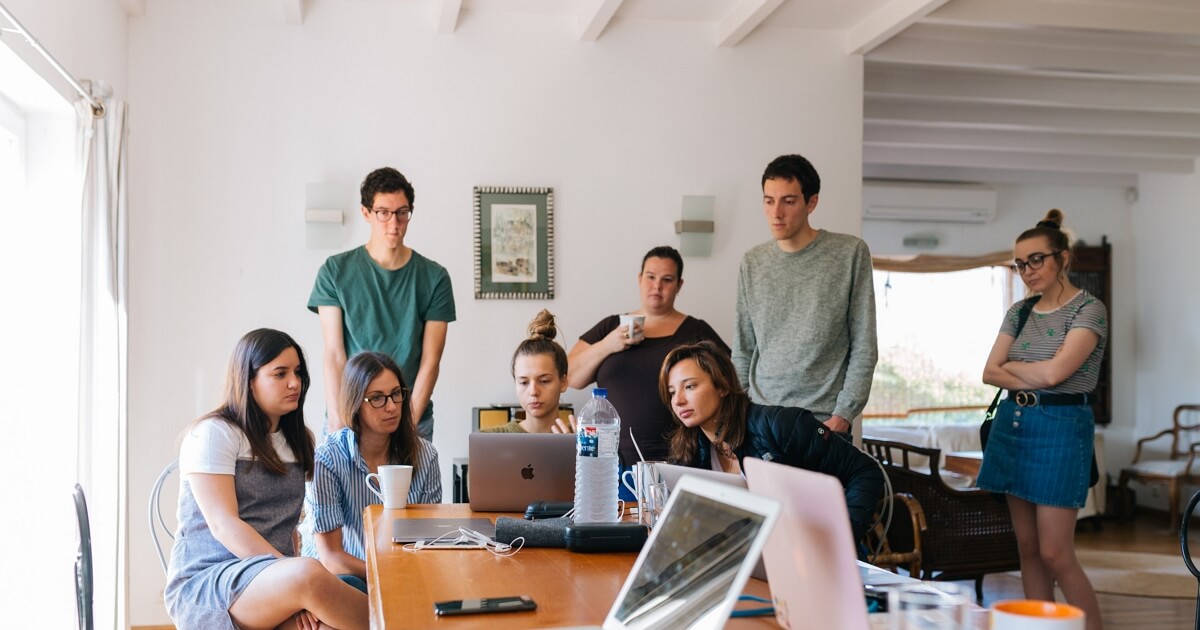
402, 527, 525, 557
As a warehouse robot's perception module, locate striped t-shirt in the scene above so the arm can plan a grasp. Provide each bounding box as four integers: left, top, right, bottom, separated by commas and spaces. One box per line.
302, 427, 442, 561
1001, 290, 1107, 394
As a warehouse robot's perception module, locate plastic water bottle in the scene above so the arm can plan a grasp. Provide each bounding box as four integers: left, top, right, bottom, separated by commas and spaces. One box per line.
573, 388, 621, 523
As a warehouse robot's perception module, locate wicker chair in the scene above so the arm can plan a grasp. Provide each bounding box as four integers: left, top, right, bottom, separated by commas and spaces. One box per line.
865, 492, 926, 576
863, 438, 1020, 601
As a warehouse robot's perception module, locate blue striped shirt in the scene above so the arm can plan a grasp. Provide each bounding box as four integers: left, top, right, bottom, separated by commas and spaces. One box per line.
302, 427, 442, 561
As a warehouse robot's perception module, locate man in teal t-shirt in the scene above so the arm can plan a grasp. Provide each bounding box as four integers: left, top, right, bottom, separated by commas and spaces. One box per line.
309, 167, 455, 440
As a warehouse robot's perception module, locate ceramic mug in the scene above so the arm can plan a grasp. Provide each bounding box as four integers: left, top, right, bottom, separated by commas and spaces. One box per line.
619, 314, 645, 342
990, 600, 1085, 630
620, 461, 666, 527
366, 464, 413, 509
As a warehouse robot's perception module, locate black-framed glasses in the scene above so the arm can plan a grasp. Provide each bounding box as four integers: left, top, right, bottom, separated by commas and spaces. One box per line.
1010, 250, 1062, 274
364, 388, 407, 408
370, 208, 413, 223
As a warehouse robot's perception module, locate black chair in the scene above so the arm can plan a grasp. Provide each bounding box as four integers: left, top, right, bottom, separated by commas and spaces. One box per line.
73, 483, 94, 630
1180, 489, 1200, 630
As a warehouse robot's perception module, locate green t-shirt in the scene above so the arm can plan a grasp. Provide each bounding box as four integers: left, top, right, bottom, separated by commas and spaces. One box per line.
309, 247, 456, 426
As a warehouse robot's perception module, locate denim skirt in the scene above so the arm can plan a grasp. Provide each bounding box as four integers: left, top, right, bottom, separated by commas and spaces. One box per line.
976, 398, 1094, 508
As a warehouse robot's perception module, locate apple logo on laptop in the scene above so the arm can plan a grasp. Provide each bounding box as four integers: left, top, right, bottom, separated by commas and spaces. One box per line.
521, 464, 535, 480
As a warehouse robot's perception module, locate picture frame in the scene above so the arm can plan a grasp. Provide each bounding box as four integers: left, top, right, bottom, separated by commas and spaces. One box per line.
473, 186, 555, 299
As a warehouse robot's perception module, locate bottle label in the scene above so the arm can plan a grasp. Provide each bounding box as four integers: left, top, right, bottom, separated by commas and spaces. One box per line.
577, 426, 599, 458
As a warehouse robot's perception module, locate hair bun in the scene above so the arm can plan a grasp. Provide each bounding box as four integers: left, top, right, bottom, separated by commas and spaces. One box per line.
1037, 208, 1065, 230
526, 309, 558, 341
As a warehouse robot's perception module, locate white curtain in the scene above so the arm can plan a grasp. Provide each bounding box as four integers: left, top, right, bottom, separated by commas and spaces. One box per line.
75, 81, 128, 630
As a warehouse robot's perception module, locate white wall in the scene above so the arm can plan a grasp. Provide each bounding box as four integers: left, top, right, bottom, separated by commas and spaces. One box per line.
126, 2, 864, 624
1127, 165, 1200, 508
863, 184, 1137, 485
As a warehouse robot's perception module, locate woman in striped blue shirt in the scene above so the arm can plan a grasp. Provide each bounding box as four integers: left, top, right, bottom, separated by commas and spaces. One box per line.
305, 351, 442, 586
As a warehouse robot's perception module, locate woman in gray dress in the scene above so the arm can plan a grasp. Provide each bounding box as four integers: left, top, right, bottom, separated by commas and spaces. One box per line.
165, 329, 366, 630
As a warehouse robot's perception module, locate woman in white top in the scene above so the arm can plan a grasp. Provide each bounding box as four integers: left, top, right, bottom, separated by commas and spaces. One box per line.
165, 328, 366, 630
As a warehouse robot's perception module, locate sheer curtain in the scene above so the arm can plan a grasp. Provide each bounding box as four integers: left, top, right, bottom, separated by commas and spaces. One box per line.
75, 81, 128, 630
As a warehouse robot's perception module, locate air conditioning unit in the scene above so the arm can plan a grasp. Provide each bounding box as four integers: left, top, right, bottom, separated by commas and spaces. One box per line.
863, 181, 997, 224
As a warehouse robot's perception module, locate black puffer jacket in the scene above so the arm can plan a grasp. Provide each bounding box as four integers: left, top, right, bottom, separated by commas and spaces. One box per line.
690, 403, 884, 543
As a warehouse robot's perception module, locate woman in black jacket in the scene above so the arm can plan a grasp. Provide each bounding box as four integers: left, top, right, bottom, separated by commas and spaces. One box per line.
659, 341, 884, 543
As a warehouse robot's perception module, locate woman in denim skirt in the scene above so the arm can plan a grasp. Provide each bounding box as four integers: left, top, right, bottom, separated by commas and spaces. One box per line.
978, 209, 1107, 630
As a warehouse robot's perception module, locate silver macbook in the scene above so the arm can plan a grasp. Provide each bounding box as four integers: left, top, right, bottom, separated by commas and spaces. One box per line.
468, 432, 575, 511
601, 474, 781, 629
391, 517, 496, 544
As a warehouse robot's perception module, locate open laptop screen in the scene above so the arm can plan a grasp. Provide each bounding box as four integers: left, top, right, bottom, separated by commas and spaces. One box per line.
605, 476, 779, 630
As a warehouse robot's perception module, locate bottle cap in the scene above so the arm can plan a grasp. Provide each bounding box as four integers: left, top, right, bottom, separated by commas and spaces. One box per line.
592, 388, 608, 397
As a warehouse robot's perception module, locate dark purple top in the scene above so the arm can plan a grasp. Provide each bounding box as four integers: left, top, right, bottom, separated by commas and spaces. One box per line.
580, 315, 729, 464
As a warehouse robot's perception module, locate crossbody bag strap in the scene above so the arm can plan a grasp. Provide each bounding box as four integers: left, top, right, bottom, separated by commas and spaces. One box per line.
985, 295, 1044, 420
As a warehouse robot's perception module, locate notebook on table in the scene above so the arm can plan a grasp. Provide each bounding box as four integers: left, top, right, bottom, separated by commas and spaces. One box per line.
743, 457, 870, 630
595, 474, 781, 629
468, 432, 575, 512
654, 462, 765, 579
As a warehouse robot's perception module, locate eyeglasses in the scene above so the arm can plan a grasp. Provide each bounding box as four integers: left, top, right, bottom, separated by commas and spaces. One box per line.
364, 388, 407, 408
370, 208, 413, 223
1010, 251, 1062, 274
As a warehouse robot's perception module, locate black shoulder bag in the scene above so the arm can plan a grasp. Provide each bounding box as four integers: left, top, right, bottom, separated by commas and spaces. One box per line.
980, 294, 1100, 488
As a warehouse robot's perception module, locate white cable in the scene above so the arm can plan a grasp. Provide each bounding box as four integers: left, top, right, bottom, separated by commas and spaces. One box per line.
402, 527, 525, 557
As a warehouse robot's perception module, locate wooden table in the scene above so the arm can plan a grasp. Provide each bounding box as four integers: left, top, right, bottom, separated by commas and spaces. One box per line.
943, 450, 984, 478
363, 504, 986, 629
363, 503, 785, 628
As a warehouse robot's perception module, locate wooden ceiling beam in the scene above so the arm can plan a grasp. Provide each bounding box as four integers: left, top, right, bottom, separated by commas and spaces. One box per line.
281, 0, 303, 25
864, 123, 1200, 158
870, 22, 1200, 80
715, 0, 786, 48
437, 0, 463, 35
865, 99, 1200, 137
864, 145, 1195, 175
847, 0, 951, 55
865, 65, 1200, 114
577, 0, 624, 42
928, 0, 1200, 37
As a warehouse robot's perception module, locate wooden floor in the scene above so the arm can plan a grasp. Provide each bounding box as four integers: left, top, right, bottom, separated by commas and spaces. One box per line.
133, 510, 1198, 630
956, 509, 1200, 630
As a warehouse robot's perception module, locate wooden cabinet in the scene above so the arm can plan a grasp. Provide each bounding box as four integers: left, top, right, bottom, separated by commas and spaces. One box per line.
1068, 238, 1112, 426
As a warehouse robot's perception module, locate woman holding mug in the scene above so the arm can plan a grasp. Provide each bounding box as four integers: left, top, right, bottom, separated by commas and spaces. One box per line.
659, 340, 884, 544
978, 209, 1106, 630
304, 351, 441, 585
166, 329, 366, 630
569, 246, 728, 497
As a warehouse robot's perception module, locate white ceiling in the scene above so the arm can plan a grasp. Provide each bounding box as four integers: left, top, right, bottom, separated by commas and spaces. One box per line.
129, 0, 1200, 186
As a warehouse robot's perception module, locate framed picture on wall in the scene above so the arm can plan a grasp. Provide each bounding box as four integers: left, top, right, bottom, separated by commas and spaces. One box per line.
473, 186, 555, 299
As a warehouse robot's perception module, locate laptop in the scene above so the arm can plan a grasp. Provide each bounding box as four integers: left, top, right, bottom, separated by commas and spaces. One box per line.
654, 462, 765, 579
599, 474, 780, 629
743, 457, 869, 630
392, 517, 496, 544
468, 433, 575, 511
656, 462, 747, 492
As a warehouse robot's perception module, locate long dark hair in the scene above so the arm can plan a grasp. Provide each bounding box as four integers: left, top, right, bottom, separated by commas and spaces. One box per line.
339, 352, 421, 466
658, 341, 749, 465
205, 328, 315, 477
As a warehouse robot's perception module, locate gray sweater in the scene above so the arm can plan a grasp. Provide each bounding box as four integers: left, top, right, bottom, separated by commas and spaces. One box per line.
733, 230, 878, 422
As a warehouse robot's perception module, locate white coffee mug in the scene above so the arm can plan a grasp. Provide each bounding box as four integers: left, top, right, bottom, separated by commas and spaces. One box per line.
365, 464, 414, 509
990, 600, 1085, 630
619, 314, 645, 342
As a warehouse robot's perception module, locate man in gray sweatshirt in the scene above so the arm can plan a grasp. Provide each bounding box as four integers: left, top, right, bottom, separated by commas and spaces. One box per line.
732, 154, 878, 433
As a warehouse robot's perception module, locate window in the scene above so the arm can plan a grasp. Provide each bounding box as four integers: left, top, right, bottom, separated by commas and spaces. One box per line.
866, 266, 1022, 425
0, 48, 80, 629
